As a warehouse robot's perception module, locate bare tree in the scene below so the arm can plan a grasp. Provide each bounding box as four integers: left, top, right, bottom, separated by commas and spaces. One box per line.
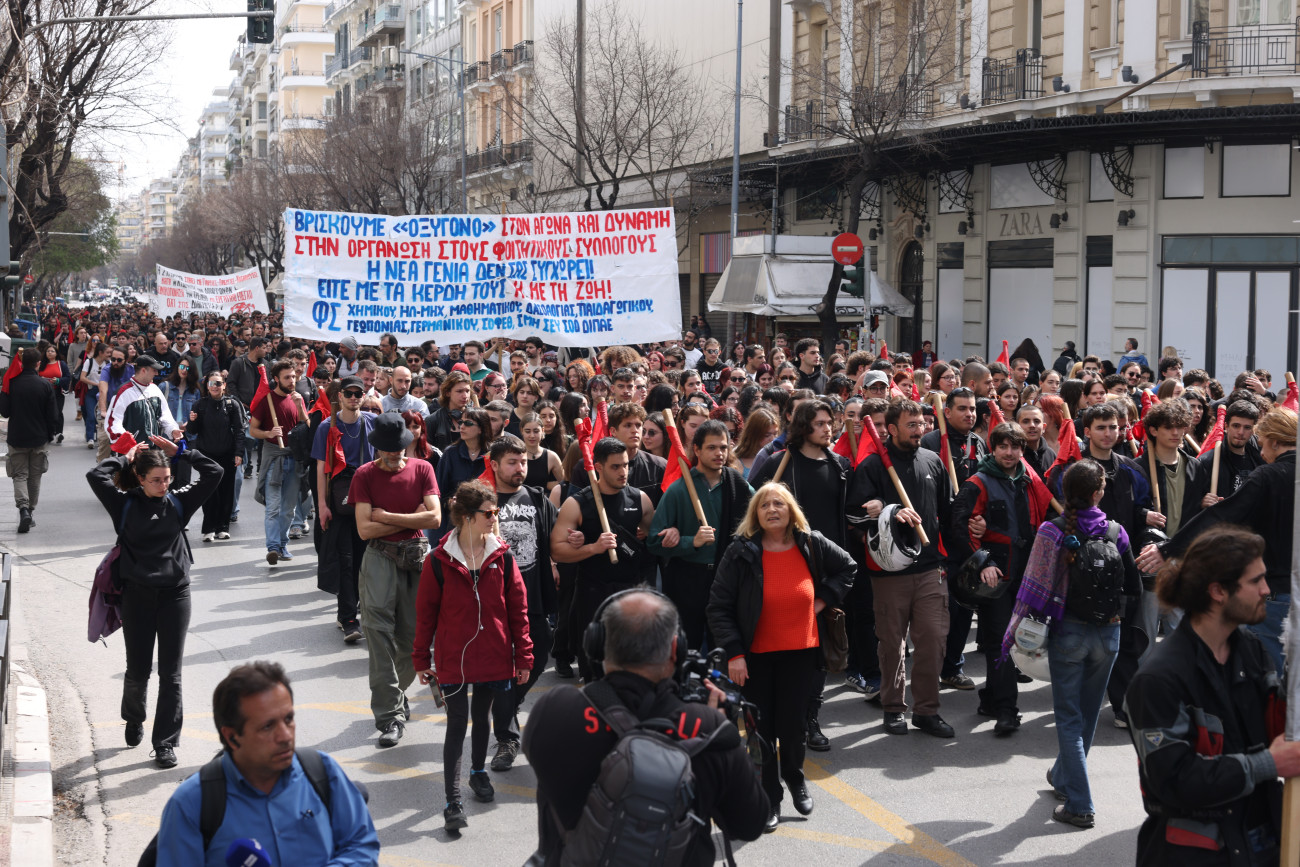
1, 0, 169, 259
781, 0, 971, 350
516, 4, 725, 213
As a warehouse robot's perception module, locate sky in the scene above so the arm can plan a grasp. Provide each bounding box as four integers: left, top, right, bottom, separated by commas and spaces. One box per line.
105, 0, 247, 201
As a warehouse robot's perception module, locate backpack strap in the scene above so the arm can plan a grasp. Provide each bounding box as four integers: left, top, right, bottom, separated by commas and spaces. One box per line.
295, 748, 333, 814
581, 678, 641, 737
1105, 521, 1122, 545
198, 754, 228, 848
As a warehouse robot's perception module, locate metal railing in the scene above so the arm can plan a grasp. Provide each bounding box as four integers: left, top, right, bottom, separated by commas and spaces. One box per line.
326, 53, 346, 78
458, 139, 534, 174
461, 60, 490, 87
784, 100, 828, 141
490, 48, 515, 75
850, 74, 935, 125
1191, 18, 1300, 76
350, 46, 373, 66
513, 40, 533, 65
0, 554, 11, 760
981, 48, 1045, 103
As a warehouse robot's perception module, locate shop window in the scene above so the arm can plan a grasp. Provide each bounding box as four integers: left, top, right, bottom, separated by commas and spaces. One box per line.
1222, 143, 1291, 198
989, 163, 1053, 209
1163, 146, 1204, 199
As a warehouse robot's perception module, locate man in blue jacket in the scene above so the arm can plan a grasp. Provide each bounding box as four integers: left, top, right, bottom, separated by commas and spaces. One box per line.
156, 661, 378, 866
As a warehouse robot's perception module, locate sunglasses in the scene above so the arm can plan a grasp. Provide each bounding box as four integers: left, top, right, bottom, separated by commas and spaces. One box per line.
460, 420, 478, 428
779, 375, 796, 382
477, 508, 499, 517
342, 389, 363, 398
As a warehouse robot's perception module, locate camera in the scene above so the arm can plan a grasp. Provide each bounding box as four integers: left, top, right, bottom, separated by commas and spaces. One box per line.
677, 648, 755, 726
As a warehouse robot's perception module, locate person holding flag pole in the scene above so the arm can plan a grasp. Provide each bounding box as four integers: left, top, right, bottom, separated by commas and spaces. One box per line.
250, 359, 309, 565
649, 414, 753, 649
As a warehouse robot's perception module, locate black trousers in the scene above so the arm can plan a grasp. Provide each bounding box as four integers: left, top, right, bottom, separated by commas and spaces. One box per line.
551, 563, 577, 664
443, 682, 512, 801
571, 577, 638, 681
742, 647, 819, 807
975, 590, 1018, 713
942, 595, 975, 678
333, 514, 366, 627
496, 614, 553, 744
845, 556, 880, 678
661, 559, 715, 651
120, 581, 191, 748
200, 452, 238, 535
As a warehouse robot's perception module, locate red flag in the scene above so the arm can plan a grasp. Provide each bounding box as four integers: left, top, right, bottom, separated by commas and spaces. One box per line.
910, 381, 921, 401
591, 399, 609, 443
1021, 458, 1056, 522
862, 408, 893, 470
988, 400, 1006, 430
1, 355, 22, 394
832, 430, 858, 468
250, 363, 271, 415
573, 417, 596, 473
661, 421, 689, 492
996, 340, 1010, 368
306, 352, 317, 378
309, 386, 332, 421
324, 425, 346, 478
879, 341, 888, 363
1198, 406, 1227, 457
1283, 377, 1299, 412
477, 454, 497, 488
1049, 418, 1083, 475
111, 431, 139, 455
1132, 391, 1153, 442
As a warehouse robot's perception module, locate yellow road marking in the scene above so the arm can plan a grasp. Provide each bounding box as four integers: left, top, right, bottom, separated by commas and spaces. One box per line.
772, 825, 900, 854
805, 760, 978, 867
109, 812, 160, 829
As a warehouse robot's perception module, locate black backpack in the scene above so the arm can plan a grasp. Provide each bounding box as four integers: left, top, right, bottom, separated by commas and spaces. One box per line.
1054, 518, 1125, 624
556, 680, 734, 867
137, 748, 336, 867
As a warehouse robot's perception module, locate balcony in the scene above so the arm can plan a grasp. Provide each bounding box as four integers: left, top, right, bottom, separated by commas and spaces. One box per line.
981, 48, 1045, 104
326, 52, 346, 80
359, 4, 406, 46
1192, 19, 1300, 76
229, 46, 243, 71
512, 40, 533, 69
356, 65, 406, 95
283, 114, 328, 131
490, 48, 514, 76
280, 24, 334, 47
461, 60, 490, 91
850, 75, 935, 125
783, 101, 829, 142
282, 64, 325, 89
459, 139, 533, 176
350, 45, 374, 70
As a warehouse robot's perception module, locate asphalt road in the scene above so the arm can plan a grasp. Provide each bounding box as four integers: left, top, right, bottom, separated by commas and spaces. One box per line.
9, 408, 1148, 866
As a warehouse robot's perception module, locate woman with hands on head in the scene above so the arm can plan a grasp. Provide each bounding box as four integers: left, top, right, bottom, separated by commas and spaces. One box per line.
707, 483, 855, 833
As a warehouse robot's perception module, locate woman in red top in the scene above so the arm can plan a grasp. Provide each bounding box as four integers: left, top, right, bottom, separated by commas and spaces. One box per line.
36, 341, 71, 443
707, 483, 856, 833
414, 480, 532, 835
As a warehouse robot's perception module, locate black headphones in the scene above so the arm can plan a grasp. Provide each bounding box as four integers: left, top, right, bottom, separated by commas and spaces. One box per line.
582, 586, 689, 681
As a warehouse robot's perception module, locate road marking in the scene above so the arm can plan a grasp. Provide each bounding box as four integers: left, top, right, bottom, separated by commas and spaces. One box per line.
772, 825, 898, 853
330, 757, 535, 799
805, 760, 977, 867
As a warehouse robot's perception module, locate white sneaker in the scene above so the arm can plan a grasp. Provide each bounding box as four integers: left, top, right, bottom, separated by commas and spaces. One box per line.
215, 531, 230, 540
202, 532, 215, 543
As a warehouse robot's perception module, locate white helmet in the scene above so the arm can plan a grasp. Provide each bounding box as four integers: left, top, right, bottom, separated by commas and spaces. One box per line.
1011, 646, 1051, 682
867, 504, 923, 572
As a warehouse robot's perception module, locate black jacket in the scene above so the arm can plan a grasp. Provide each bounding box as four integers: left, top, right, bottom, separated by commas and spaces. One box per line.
1023, 440, 1057, 480
1125, 620, 1285, 867
747, 446, 850, 547
425, 407, 459, 452
708, 530, 855, 663
185, 395, 245, 458
568, 447, 668, 507
847, 441, 952, 575
226, 355, 263, 408
795, 367, 827, 394
1048, 451, 1152, 545
1160, 452, 1294, 585
86, 450, 222, 588
919, 427, 986, 489
522, 671, 769, 866
1136, 449, 1203, 536
0, 369, 58, 447
1181, 443, 1264, 523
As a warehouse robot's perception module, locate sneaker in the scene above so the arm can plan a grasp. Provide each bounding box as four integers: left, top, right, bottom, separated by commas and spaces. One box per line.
229, 515, 238, 523
56, 433, 63, 443
443, 801, 467, 832
243, 469, 253, 479
265, 549, 279, 565
862, 676, 882, 702
215, 531, 230, 540
883, 712, 908, 735
843, 671, 868, 693
805, 716, 830, 751
278, 549, 294, 561
289, 526, 303, 539
940, 673, 976, 690
153, 746, 177, 769
86, 441, 95, 449
554, 661, 576, 679
490, 739, 520, 771
468, 770, 495, 802
377, 720, 404, 748
1047, 769, 1067, 801
993, 712, 1022, 735
912, 714, 956, 738
1113, 711, 1130, 729
1052, 805, 1095, 829
343, 623, 363, 644
125, 722, 143, 747
202, 532, 215, 543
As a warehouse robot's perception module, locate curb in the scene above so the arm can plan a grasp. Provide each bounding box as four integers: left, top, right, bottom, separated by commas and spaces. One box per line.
9, 660, 52, 867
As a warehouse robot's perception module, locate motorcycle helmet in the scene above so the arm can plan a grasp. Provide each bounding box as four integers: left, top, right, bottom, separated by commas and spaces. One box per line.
1011, 645, 1051, 682
951, 548, 1011, 610
1014, 616, 1049, 652
1137, 527, 1168, 591
867, 504, 923, 572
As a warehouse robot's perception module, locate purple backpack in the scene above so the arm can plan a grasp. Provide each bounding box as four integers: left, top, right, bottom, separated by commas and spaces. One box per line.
88, 494, 183, 643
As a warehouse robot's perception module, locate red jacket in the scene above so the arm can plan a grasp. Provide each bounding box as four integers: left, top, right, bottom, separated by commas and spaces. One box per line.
413, 534, 533, 684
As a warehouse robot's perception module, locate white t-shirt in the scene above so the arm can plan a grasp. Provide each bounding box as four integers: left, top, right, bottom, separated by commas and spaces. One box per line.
81, 356, 105, 384
683, 347, 703, 369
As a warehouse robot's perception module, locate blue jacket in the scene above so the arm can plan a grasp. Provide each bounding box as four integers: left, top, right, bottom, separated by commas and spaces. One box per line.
156, 750, 378, 867
163, 384, 202, 427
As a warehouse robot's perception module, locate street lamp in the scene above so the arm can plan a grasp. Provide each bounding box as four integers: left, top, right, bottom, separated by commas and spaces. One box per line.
401, 49, 469, 214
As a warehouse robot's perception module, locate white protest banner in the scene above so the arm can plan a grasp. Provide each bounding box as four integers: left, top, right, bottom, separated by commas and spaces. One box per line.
281, 207, 680, 347
152, 264, 270, 317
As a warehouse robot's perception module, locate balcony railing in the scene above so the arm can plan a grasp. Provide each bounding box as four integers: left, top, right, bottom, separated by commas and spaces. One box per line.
326, 52, 346, 78
461, 60, 490, 87
459, 139, 533, 175
350, 46, 373, 66
981, 48, 1045, 104
513, 40, 533, 66
490, 48, 515, 75
1191, 18, 1300, 76
784, 101, 828, 141
851, 74, 935, 125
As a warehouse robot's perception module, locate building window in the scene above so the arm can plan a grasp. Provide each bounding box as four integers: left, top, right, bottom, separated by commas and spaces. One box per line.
989, 163, 1054, 208
1164, 146, 1205, 198
1089, 153, 1115, 201
494, 10, 503, 52
1185, 0, 1210, 34
1222, 143, 1291, 197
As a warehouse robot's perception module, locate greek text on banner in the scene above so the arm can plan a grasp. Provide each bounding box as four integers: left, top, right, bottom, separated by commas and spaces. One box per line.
281, 207, 681, 347
151, 264, 269, 317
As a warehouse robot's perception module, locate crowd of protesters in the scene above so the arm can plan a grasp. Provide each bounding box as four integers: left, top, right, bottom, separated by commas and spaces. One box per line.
7, 296, 1298, 851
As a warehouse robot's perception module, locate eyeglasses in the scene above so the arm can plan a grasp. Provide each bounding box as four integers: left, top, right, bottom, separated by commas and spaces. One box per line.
342, 389, 363, 398
460, 420, 478, 428
477, 508, 499, 517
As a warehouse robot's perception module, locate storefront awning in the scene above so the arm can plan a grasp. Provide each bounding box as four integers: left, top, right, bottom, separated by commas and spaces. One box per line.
707, 234, 913, 318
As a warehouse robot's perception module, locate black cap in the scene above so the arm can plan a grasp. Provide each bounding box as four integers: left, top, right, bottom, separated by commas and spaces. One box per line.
368, 412, 414, 452
339, 376, 364, 392
135, 354, 161, 370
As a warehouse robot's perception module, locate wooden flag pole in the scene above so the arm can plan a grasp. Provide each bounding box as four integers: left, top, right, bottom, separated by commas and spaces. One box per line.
586, 465, 619, 565
663, 410, 709, 528
1210, 440, 1223, 495
846, 419, 858, 461
771, 449, 793, 485
883, 461, 930, 547
1184, 433, 1201, 453
1148, 445, 1162, 515
931, 393, 960, 492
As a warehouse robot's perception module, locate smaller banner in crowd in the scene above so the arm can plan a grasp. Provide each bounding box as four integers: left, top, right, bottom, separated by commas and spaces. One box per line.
281, 207, 681, 347
152, 264, 270, 317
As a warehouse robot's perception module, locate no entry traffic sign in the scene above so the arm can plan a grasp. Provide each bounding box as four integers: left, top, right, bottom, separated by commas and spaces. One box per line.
831, 233, 864, 266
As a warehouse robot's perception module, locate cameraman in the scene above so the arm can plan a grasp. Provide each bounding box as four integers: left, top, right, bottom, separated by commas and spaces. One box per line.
522, 590, 768, 865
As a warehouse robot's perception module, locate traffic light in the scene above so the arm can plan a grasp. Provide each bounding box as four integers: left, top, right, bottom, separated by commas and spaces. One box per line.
248, 0, 275, 44
840, 258, 866, 299
3, 261, 19, 288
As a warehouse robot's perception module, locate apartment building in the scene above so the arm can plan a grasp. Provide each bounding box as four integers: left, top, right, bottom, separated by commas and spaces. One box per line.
278, 0, 336, 150
114, 193, 145, 261
198, 89, 230, 190
145, 176, 177, 245
327, 0, 407, 114
230, 35, 274, 161
708, 0, 1300, 376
